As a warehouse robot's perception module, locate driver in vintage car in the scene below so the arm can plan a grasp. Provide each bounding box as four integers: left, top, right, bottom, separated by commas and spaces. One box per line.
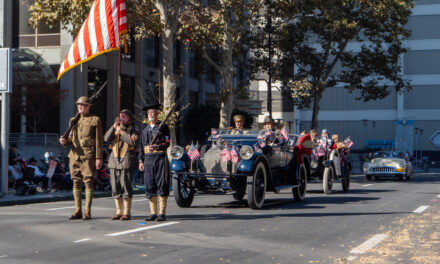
231, 115, 248, 135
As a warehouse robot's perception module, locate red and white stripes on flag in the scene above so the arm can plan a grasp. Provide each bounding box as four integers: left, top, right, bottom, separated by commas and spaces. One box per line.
187, 144, 201, 161
57, 0, 127, 80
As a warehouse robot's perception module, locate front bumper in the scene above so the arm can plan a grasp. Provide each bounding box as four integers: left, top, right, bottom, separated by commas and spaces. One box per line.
171, 171, 249, 179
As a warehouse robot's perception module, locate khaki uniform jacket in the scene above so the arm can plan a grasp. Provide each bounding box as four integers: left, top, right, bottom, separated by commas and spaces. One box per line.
104, 123, 139, 169
65, 114, 103, 161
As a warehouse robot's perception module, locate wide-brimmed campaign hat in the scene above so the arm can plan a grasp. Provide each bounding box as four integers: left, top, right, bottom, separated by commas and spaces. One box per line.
263, 116, 274, 124
75, 96, 92, 105
233, 115, 245, 121
120, 109, 134, 119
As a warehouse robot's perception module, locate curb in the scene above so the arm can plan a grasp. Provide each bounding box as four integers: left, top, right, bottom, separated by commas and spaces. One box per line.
0, 187, 145, 207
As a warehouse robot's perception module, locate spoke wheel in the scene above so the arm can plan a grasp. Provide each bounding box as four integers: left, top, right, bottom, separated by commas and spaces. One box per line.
246, 162, 267, 209
172, 174, 195, 207
293, 164, 307, 201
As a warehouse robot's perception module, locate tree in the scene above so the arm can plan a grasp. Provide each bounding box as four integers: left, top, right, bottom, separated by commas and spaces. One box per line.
182, 0, 259, 128
29, 0, 197, 143
279, 0, 413, 129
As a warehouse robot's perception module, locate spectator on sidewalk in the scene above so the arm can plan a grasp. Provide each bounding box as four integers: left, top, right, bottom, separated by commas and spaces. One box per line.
8, 144, 21, 180
26, 158, 49, 192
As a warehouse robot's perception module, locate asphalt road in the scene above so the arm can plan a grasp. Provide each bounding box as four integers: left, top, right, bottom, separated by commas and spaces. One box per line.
0, 172, 439, 264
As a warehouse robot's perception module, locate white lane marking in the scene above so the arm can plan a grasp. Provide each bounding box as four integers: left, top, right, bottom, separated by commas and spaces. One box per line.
0, 255, 7, 258
362, 184, 373, 187
73, 238, 91, 243
106, 222, 179, 237
347, 256, 358, 261
413, 205, 430, 214
46, 206, 76, 211
437, 194, 440, 198
350, 234, 388, 254
132, 199, 147, 202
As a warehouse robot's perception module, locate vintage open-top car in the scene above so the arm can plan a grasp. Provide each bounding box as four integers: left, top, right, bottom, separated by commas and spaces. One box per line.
363, 151, 413, 180
169, 130, 311, 209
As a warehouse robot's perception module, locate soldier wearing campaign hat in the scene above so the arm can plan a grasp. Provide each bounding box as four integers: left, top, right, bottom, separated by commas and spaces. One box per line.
104, 109, 139, 220
138, 104, 171, 222
59, 96, 103, 220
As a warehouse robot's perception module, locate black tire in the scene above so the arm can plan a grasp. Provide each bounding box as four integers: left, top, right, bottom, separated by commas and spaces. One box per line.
29, 188, 36, 195
293, 164, 307, 201
366, 174, 372, 181
232, 190, 246, 201
16, 185, 26, 196
405, 173, 410, 181
323, 166, 334, 194
398, 174, 404, 181
247, 162, 267, 209
172, 174, 195, 207
342, 169, 350, 192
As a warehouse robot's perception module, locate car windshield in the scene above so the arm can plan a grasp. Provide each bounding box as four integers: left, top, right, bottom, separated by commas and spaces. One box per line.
373, 151, 403, 158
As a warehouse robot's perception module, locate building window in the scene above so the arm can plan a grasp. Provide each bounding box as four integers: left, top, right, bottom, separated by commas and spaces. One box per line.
13, 1, 60, 48
121, 75, 135, 112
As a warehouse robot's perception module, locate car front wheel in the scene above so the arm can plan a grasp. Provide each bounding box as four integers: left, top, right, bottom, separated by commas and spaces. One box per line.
247, 162, 267, 209
172, 173, 195, 207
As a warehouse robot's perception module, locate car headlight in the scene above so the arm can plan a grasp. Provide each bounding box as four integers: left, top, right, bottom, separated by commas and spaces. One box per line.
398, 163, 404, 168
239, 145, 253, 160
170, 146, 184, 160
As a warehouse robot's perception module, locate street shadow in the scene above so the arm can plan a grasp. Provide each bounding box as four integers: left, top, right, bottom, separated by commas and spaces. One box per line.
306, 189, 396, 195
167, 210, 405, 221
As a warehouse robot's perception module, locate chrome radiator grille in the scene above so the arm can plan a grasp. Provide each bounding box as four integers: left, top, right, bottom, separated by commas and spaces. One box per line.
203, 148, 229, 174
371, 167, 396, 173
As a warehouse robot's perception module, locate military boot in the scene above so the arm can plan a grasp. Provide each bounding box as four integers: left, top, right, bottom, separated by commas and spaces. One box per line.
111, 197, 123, 220
145, 196, 157, 221
121, 198, 132, 220
157, 196, 168, 222
69, 183, 82, 220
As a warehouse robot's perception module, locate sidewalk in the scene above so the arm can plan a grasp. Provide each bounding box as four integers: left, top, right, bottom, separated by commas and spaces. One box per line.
0, 185, 146, 206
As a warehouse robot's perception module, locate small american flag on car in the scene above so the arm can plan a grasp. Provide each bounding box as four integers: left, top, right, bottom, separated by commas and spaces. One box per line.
230, 148, 239, 163
221, 148, 231, 163
281, 125, 288, 140
187, 143, 201, 161
344, 137, 353, 149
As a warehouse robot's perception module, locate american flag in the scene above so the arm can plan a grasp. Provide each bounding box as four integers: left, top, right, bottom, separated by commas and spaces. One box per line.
58, 0, 127, 80
344, 138, 354, 149
221, 148, 231, 163
230, 148, 239, 163
187, 144, 201, 161
281, 125, 288, 141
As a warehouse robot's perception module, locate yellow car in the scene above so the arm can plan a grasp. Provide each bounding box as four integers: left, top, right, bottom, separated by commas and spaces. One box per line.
363, 151, 413, 181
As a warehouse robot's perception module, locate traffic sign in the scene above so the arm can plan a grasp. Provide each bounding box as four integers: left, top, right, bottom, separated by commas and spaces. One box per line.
0, 48, 12, 93
429, 131, 440, 147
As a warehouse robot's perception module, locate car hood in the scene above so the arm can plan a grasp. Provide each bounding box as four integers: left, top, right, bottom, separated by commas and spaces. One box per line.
369, 158, 403, 167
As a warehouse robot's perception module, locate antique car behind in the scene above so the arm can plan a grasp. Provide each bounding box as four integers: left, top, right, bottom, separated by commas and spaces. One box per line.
363, 151, 413, 180
169, 130, 310, 209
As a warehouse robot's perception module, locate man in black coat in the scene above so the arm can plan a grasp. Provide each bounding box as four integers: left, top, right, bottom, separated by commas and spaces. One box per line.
138, 104, 170, 221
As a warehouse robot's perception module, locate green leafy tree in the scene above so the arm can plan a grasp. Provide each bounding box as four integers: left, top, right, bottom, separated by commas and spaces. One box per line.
29, 0, 198, 143
279, 0, 413, 129
181, 0, 260, 129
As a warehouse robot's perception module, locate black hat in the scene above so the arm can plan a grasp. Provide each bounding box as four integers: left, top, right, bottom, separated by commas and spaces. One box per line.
120, 109, 134, 119
263, 116, 274, 124
142, 104, 161, 111
29, 157, 37, 163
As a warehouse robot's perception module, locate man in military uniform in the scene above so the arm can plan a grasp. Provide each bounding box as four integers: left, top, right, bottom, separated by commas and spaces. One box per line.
138, 104, 170, 222
104, 109, 139, 220
59, 96, 103, 220
230, 115, 245, 135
